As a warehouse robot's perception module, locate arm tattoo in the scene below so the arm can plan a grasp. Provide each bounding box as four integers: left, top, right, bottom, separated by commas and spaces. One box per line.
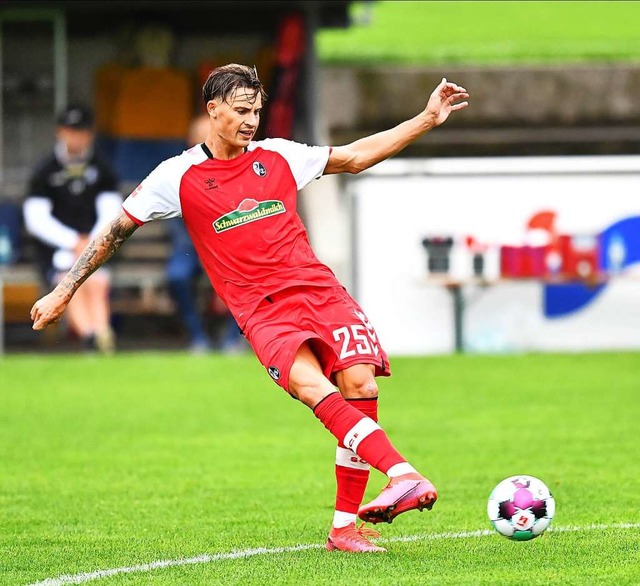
58, 212, 139, 295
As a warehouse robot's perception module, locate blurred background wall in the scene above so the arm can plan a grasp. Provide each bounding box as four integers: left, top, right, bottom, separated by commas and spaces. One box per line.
317, 1, 640, 355
0, 0, 350, 352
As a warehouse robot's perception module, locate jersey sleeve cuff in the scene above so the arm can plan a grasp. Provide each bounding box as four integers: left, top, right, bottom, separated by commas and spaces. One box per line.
318, 146, 332, 178
122, 206, 144, 226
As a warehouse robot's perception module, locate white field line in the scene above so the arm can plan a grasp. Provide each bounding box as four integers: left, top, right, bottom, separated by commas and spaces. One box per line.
27, 523, 640, 586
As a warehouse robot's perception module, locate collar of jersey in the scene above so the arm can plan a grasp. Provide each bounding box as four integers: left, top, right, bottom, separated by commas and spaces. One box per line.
200, 143, 249, 161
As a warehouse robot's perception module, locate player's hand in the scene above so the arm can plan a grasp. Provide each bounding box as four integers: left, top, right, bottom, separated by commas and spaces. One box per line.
425, 78, 469, 127
30, 289, 71, 330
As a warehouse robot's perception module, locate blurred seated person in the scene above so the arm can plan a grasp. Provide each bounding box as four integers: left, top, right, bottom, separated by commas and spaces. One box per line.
165, 215, 212, 353
166, 113, 245, 353
23, 104, 122, 353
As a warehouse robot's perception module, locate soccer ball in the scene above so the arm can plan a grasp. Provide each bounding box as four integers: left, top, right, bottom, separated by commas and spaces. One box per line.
487, 475, 555, 541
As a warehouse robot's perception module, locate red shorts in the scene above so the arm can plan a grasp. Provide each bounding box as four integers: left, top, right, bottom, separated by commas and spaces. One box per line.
243, 285, 391, 392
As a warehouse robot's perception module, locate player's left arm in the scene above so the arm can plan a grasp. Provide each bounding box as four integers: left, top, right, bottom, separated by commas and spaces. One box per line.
324, 78, 468, 175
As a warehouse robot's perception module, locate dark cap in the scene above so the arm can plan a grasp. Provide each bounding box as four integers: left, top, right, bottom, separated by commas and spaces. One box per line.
57, 104, 94, 130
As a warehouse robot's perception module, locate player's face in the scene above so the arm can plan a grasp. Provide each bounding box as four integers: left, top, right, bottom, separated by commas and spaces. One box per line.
208, 88, 262, 151
56, 127, 94, 158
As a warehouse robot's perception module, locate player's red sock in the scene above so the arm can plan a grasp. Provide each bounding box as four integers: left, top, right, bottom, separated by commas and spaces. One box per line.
314, 392, 404, 475
333, 398, 378, 520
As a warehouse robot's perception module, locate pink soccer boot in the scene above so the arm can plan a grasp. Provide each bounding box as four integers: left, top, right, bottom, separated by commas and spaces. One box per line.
326, 522, 386, 553
358, 472, 438, 524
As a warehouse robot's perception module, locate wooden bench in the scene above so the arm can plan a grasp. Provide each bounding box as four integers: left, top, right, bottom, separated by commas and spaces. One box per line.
1, 265, 41, 324
2, 219, 177, 323
109, 220, 175, 315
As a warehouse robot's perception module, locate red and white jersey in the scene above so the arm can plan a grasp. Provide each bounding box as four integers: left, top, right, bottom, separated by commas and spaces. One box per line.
122, 139, 337, 328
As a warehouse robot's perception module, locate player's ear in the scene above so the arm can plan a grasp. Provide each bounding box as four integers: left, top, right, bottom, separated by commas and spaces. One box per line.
207, 100, 217, 118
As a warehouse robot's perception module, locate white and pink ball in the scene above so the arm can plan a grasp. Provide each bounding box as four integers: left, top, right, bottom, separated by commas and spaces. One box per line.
487, 475, 556, 540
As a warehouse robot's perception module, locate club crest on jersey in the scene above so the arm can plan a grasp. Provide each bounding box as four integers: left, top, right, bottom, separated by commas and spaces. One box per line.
212, 198, 286, 233
252, 161, 267, 177
268, 366, 281, 380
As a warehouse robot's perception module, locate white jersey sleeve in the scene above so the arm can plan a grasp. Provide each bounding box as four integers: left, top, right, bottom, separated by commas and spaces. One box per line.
250, 138, 330, 191
122, 147, 206, 223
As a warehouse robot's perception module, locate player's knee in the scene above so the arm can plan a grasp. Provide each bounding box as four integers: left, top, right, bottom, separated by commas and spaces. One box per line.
341, 376, 378, 399
336, 364, 378, 399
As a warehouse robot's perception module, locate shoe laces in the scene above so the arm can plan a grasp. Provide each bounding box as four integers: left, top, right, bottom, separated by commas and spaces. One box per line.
355, 522, 381, 540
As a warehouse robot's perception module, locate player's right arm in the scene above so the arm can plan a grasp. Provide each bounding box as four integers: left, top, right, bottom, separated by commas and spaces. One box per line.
31, 149, 188, 331
30, 211, 138, 330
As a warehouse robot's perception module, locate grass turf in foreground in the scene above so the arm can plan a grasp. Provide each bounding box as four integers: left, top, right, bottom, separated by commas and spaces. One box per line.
1, 352, 639, 585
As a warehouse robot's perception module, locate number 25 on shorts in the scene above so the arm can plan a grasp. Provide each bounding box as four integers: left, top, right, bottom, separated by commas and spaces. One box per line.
332, 324, 380, 359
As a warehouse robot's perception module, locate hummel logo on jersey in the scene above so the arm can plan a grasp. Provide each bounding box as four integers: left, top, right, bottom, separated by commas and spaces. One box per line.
204, 178, 218, 190
354, 309, 380, 356
253, 161, 267, 177
212, 198, 286, 233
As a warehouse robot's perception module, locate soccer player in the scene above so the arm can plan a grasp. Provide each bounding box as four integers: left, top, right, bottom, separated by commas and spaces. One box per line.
30, 64, 469, 552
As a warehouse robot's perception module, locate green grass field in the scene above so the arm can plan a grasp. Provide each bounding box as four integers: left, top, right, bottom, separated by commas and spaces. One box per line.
1, 351, 639, 585
318, 1, 640, 65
